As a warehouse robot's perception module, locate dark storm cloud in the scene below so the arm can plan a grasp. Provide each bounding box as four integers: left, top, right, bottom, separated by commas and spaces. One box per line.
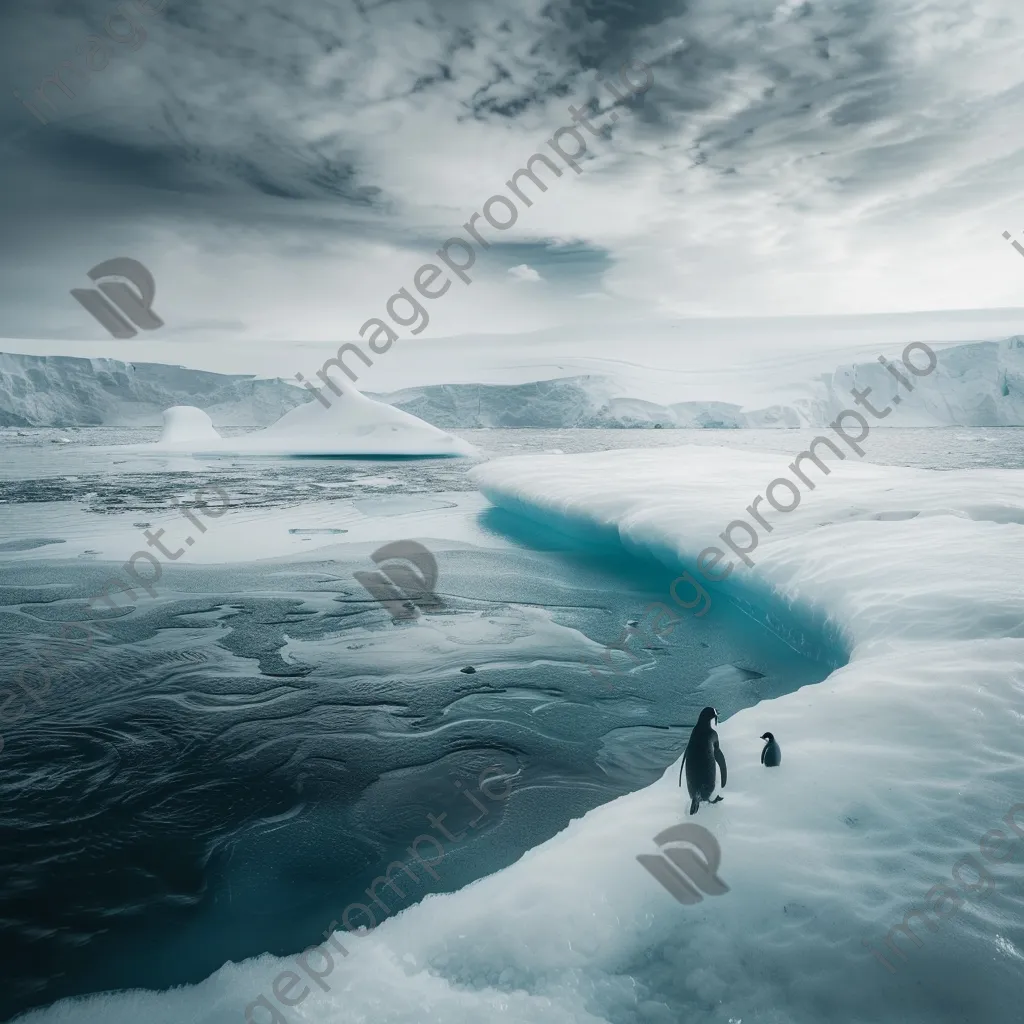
0, 0, 1020, 342
0, 0, 899, 231
0, 0, 981, 215
2, 0, 685, 196
558, 0, 687, 67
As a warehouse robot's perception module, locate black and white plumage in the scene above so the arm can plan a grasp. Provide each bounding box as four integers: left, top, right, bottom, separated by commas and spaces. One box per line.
760, 731, 782, 767
679, 706, 727, 815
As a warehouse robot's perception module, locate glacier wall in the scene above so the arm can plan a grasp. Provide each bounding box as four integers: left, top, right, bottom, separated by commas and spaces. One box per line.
375, 337, 1024, 428
3, 336, 1024, 428
814, 336, 1024, 426
0, 352, 307, 427
375, 376, 800, 429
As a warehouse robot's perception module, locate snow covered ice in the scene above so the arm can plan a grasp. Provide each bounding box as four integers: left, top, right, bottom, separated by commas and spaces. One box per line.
17, 441, 1024, 1024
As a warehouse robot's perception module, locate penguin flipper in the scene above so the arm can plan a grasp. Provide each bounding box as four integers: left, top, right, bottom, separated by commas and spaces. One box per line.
760, 744, 767, 765
715, 742, 727, 788
678, 748, 686, 788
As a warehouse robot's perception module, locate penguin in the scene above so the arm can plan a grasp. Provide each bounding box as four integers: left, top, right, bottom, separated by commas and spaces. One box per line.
760, 731, 781, 767
678, 706, 727, 815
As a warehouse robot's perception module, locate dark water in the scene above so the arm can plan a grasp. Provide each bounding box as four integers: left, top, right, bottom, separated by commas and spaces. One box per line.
0, 426, 1015, 1021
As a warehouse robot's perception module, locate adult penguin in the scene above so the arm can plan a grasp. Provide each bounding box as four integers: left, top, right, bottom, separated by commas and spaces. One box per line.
678, 706, 727, 815
760, 732, 782, 767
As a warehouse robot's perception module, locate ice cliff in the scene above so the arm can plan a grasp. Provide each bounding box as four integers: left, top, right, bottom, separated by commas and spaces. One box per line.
375, 375, 791, 428
0, 352, 306, 427
376, 337, 1024, 428
3, 336, 1024, 429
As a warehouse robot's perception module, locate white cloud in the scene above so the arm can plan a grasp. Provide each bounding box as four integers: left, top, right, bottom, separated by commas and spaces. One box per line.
508, 264, 542, 283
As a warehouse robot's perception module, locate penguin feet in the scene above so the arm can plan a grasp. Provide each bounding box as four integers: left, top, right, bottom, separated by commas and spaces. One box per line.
688, 796, 700, 815
710, 795, 724, 804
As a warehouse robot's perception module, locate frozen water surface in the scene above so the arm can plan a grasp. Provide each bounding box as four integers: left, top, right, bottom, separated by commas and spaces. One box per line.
0, 427, 1021, 1023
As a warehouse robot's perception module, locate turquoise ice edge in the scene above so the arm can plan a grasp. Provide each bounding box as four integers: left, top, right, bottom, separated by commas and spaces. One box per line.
474, 482, 850, 674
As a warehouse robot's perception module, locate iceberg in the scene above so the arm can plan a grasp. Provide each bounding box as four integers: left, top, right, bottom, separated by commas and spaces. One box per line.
147, 377, 477, 457
158, 406, 222, 445
19, 444, 1024, 1023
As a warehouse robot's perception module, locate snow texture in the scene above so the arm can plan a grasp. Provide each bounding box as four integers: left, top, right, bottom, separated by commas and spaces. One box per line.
19, 443, 1024, 1024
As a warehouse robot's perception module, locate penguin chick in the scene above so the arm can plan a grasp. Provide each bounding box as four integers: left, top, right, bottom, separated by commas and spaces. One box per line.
760, 731, 781, 767
679, 706, 727, 815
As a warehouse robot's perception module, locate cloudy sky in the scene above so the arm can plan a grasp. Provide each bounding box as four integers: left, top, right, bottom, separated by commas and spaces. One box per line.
2, 0, 1024, 379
